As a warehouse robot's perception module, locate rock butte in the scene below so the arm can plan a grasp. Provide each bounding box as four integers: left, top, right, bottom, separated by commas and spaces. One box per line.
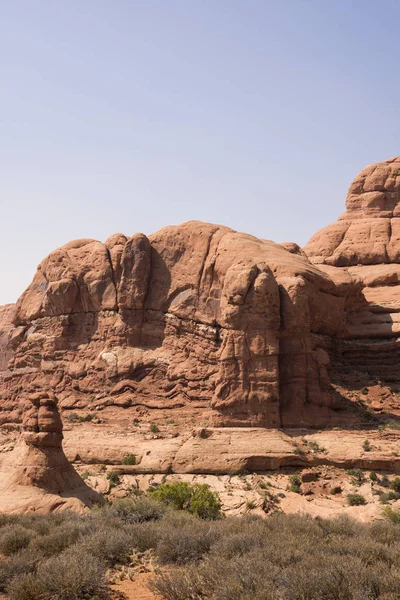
1, 156, 400, 512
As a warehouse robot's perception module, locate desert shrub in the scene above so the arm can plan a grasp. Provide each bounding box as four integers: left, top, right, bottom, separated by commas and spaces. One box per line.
293, 446, 306, 456
7, 573, 46, 600
106, 470, 120, 487
347, 493, 366, 506
390, 477, 400, 493
369, 471, 378, 482
30, 520, 94, 558
77, 527, 133, 565
7, 497, 400, 600
150, 566, 203, 600
362, 439, 372, 452
330, 486, 342, 495
65, 412, 82, 422
100, 496, 166, 524
288, 474, 301, 493
369, 520, 400, 546
379, 491, 400, 504
150, 423, 159, 433
84, 413, 97, 422
0, 549, 38, 591
382, 506, 400, 524
9, 549, 108, 600
347, 468, 365, 485
317, 514, 362, 538
122, 453, 136, 465
127, 521, 161, 552
210, 529, 264, 560
155, 512, 219, 564
150, 482, 221, 519
0, 525, 33, 555
381, 474, 390, 488
308, 441, 327, 454
0, 514, 20, 529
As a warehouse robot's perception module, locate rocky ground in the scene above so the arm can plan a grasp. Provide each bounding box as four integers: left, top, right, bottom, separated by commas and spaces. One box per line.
2, 385, 400, 523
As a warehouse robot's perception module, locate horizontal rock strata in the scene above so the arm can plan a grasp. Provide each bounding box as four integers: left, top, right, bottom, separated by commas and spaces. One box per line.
1, 157, 400, 429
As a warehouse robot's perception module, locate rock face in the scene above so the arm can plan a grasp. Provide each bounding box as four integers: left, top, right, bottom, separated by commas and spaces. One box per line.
1, 156, 400, 430
305, 156, 400, 381
1, 223, 351, 429
0, 304, 15, 372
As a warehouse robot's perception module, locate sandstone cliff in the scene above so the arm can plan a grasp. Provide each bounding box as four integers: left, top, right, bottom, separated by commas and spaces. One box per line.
1, 223, 353, 429
305, 156, 400, 382
1, 157, 400, 430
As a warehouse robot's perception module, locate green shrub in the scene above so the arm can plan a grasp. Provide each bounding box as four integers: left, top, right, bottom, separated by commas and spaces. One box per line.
369, 471, 378, 482
381, 474, 390, 488
84, 413, 97, 422
330, 486, 342, 495
293, 446, 306, 456
150, 482, 221, 520
379, 491, 400, 504
389, 477, 400, 493
347, 469, 365, 485
362, 439, 371, 452
150, 423, 159, 433
122, 453, 136, 465
65, 412, 84, 423
347, 493, 366, 506
288, 474, 301, 494
382, 506, 400, 524
106, 471, 120, 487
308, 441, 327, 454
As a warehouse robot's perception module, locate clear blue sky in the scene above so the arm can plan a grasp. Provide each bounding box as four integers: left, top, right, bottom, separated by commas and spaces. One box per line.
1, 1, 400, 304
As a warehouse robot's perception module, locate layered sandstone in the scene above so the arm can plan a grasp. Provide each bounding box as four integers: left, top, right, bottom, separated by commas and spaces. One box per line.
305, 157, 400, 381
1, 223, 353, 429
1, 156, 400, 433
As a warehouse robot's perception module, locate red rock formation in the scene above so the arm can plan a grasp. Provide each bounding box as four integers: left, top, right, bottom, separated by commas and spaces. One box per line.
1, 222, 351, 429
0, 388, 103, 513
0, 304, 15, 372
2, 156, 400, 431
304, 157, 400, 382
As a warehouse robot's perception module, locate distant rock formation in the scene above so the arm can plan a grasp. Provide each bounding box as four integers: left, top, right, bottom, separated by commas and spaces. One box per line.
1, 156, 400, 430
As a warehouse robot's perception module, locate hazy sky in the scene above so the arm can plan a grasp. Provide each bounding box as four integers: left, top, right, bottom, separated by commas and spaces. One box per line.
2, 1, 400, 305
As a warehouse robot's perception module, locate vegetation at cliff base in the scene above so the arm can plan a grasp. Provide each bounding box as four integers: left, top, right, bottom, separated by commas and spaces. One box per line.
2, 486, 400, 599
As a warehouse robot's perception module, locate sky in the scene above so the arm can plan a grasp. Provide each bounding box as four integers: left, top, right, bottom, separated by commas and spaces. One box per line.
2, 1, 400, 304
